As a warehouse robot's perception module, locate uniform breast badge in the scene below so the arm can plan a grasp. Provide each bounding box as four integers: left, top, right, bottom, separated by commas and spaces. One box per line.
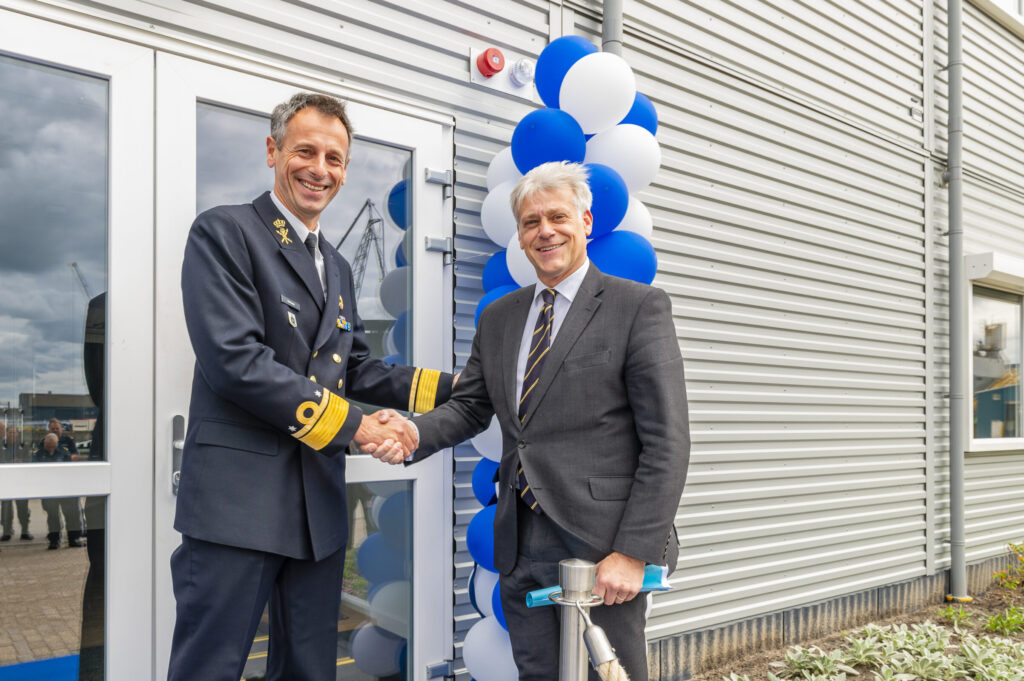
337, 315, 352, 331
287, 311, 297, 327
273, 218, 292, 245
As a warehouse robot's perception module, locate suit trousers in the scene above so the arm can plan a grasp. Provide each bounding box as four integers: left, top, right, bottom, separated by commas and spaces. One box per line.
498, 498, 649, 681
167, 535, 345, 681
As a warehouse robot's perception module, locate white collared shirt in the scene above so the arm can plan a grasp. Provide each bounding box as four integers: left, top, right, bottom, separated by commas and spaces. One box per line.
515, 259, 591, 404
270, 191, 326, 294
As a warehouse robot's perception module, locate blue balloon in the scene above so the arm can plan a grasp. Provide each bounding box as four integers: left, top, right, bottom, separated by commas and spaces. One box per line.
535, 35, 598, 109
466, 504, 497, 572
379, 491, 411, 548
472, 458, 500, 506
387, 179, 409, 230
587, 230, 658, 284
482, 251, 517, 292
511, 109, 586, 175
392, 311, 410, 358
492, 584, 507, 630
475, 285, 518, 327
357, 532, 407, 583
395, 240, 407, 268
585, 163, 629, 240
620, 92, 658, 136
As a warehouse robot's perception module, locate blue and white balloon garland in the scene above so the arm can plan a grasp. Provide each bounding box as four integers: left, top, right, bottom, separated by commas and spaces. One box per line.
464, 35, 662, 681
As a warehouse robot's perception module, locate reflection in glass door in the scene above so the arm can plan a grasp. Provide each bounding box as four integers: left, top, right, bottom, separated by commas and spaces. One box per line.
0, 52, 109, 681
194, 102, 417, 681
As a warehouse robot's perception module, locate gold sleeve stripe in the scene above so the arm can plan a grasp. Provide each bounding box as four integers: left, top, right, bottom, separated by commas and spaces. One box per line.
407, 367, 423, 413
414, 369, 442, 414
293, 391, 329, 439
297, 391, 350, 451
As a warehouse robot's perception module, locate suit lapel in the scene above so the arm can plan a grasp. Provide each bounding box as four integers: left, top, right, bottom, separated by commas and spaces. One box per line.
503, 285, 535, 430
313, 247, 342, 351
253, 192, 325, 311
520, 266, 604, 427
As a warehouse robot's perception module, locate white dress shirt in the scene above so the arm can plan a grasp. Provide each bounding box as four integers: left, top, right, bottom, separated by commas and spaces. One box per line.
515, 259, 591, 404
270, 191, 326, 295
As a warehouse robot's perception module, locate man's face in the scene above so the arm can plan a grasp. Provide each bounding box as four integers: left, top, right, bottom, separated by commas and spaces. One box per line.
48, 421, 62, 436
516, 186, 592, 288
266, 107, 350, 230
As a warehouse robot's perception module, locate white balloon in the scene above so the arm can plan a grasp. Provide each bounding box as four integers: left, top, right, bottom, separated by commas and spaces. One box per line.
379, 266, 411, 317
486, 147, 522, 192
585, 124, 662, 193
470, 416, 503, 463
462, 616, 518, 681
369, 494, 386, 528
559, 52, 637, 135
472, 566, 500, 618
370, 580, 412, 638
505, 232, 536, 287
350, 623, 404, 677
382, 322, 398, 356
480, 181, 519, 247
615, 196, 654, 240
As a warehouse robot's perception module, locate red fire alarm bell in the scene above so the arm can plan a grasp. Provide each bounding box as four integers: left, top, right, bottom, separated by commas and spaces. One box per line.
476, 47, 505, 78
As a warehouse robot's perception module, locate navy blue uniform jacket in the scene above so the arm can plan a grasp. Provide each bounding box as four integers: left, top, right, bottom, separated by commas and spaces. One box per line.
176, 192, 452, 560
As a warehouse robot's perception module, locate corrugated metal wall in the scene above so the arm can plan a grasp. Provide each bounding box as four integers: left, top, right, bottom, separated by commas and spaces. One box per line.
26, 0, 1024, 671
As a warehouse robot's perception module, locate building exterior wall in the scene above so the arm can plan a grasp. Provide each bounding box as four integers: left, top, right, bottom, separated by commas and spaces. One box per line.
10, 0, 1024, 676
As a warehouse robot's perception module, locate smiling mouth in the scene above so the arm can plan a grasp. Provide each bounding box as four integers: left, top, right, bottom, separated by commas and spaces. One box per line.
300, 179, 328, 192
538, 243, 563, 253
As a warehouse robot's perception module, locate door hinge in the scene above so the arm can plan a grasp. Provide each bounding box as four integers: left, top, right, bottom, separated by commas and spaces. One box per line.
426, 659, 455, 679
425, 167, 453, 200
425, 236, 454, 265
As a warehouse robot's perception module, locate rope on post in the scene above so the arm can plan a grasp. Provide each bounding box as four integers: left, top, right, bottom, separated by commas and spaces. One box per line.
594, 659, 631, 681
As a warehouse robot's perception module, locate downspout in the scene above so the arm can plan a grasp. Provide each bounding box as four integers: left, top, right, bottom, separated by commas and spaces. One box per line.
602, 0, 623, 55
945, 0, 971, 602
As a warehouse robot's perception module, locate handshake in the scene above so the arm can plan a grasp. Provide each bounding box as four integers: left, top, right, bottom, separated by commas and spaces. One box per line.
353, 409, 418, 465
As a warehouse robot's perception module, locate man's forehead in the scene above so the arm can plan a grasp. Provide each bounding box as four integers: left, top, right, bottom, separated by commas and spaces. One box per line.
520, 188, 575, 212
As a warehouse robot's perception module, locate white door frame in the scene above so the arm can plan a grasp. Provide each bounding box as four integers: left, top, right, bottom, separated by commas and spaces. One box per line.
0, 9, 155, 681
154, 53, 455, 679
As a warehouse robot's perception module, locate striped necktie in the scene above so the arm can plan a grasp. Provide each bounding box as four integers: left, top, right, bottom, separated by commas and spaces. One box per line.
517, 287, 555, 513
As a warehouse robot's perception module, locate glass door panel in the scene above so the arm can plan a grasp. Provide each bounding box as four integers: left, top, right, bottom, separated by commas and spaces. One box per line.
156, 54, 453, 681
0, 9, 154, 681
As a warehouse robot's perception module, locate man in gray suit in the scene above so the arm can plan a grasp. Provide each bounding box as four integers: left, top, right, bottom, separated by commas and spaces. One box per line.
382, 162, 690, 680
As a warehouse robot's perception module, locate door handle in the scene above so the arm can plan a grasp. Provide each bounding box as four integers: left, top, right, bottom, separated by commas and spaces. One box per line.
172, 414, 185, 495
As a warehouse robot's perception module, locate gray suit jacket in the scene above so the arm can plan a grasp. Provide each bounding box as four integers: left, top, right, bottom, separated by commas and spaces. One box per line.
414, 265, 689, 574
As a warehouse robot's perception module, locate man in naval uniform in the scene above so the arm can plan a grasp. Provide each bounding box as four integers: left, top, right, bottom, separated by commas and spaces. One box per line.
167, 92, 454, 681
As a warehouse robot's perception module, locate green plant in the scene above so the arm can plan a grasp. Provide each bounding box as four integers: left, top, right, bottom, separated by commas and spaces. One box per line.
768, 646, 858, 679
937, 605, 972, 628
993, 541, 1024, 590
842, 634, 883, 667
984, 606, 1024, 636
870, 666, 915, 681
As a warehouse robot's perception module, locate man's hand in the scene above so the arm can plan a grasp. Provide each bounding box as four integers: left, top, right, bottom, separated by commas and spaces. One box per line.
353, 410, 418, 464
593, 551, 645, 606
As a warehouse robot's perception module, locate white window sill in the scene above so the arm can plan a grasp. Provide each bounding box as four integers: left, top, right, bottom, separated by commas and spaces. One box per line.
967, 438, 1024, 454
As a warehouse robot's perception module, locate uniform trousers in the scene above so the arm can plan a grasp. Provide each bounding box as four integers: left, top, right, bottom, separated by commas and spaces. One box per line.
1, 499, 30, 535
167, 535, 345, 681
42, 497, 83, 540
498, 497, 649, 681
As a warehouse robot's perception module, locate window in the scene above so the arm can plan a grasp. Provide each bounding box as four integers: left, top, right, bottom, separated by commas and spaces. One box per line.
972, 287, 1022, 440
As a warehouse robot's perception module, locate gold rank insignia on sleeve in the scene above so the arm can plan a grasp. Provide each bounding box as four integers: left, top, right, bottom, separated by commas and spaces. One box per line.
273, 218, 292, 245
408, 368, 442, 413
293, 388, 350, 451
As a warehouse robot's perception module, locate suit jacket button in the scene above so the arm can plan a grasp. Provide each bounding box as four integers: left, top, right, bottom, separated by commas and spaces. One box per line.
313, 351, 318, 358
337, 378, 344, 389
517, 441, 525, 449
332, 353, 342, 363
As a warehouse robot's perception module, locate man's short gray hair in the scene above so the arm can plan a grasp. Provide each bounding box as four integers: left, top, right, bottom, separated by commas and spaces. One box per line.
270, 92, 353, 149
509, 161, 592, 223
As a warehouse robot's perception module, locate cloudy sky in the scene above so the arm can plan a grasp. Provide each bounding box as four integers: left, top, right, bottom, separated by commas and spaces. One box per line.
0, 55, 107, 408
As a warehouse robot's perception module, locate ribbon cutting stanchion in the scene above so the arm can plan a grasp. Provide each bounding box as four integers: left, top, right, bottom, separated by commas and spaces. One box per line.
534, 560, 671, 681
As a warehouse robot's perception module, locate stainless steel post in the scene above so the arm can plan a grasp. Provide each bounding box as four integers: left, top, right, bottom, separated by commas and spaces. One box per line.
559, 558, 596, 681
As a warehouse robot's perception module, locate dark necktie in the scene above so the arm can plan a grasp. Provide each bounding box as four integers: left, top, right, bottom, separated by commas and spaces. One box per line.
304, 232, 318, 260
517, 287, 555, 513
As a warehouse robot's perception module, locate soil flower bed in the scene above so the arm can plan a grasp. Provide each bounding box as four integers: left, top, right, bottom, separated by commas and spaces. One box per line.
689, 545, 1024, 681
